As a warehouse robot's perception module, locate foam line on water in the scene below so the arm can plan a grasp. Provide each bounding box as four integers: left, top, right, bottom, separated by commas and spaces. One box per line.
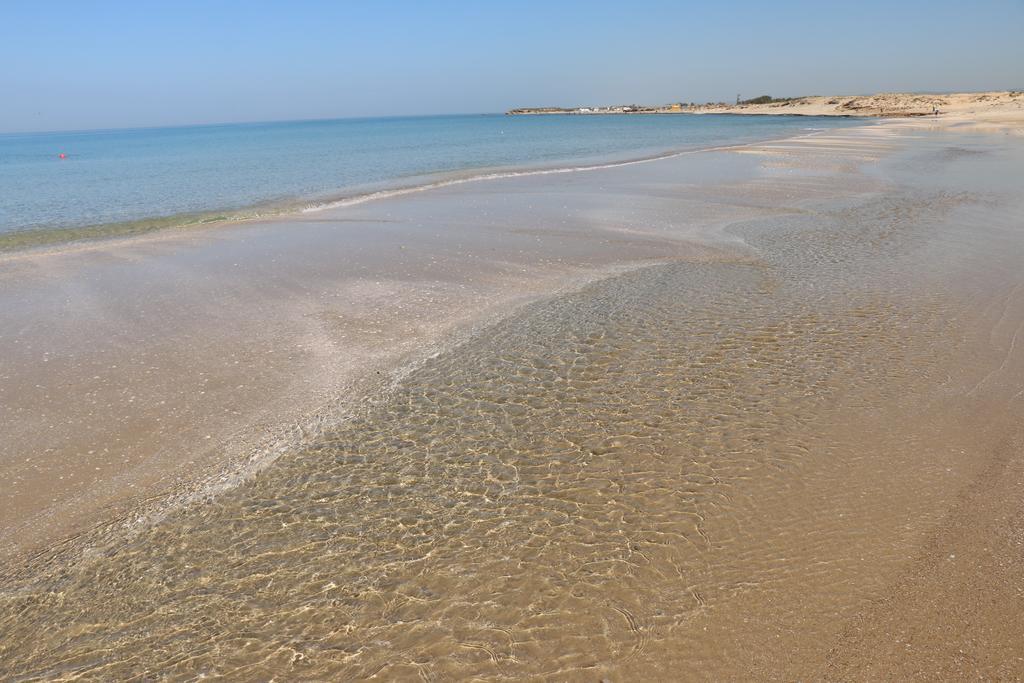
299, 129, 846, 213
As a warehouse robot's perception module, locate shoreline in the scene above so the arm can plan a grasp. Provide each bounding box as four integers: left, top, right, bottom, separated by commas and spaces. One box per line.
3, 92, 1019, 258
508, 89, 1023, 117
3, 112, 1018, 561
3, 113, 1024, 677
0, 122, 855, 258
1, 128, 786, 562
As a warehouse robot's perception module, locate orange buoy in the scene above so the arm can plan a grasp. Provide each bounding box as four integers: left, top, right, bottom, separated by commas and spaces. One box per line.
59, 153, 66, 159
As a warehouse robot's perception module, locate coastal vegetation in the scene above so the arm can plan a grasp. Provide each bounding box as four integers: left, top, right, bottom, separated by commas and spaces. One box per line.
507, 91, 1024, 120
739, 95, 802, 105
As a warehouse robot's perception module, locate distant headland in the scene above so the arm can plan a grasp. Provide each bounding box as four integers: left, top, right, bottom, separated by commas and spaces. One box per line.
508, 91, 1024, 119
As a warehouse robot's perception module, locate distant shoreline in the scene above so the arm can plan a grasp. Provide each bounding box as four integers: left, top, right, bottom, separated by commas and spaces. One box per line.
508, 90, 1024, 119
509, 109, 861, 119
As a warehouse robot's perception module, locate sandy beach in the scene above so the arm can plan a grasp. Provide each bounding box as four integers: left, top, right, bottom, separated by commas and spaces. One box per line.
3, 106, 1024, 679
686, 90, 1024, 124
511, 91, 1024, 138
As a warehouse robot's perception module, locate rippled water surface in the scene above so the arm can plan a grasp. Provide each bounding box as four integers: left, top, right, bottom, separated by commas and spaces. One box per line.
3, 127, 1024, 680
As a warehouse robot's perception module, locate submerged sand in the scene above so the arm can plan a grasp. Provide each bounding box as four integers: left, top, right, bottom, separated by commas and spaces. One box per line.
2, 116, 1024, 679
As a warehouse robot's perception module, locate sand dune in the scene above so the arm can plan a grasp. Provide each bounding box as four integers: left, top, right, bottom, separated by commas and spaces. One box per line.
513, 91, 1024, 135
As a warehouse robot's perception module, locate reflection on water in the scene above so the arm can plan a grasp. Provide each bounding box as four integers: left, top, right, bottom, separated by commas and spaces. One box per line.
2, 137, 1023, 680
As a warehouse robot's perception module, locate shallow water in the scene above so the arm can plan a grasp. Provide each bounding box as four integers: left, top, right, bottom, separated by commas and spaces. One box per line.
0, 114, 860, 245
3, 126, 1024, 679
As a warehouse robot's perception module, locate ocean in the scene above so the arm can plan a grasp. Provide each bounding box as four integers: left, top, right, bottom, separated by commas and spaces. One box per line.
0, 113, 861, 243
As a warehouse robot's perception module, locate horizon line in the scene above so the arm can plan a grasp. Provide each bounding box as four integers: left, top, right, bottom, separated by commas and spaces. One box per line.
4, 87, 1018, 136
0, 111, 504, 137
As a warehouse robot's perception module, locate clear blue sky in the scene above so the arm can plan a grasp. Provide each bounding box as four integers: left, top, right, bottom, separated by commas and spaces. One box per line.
3, 0, 1022, 132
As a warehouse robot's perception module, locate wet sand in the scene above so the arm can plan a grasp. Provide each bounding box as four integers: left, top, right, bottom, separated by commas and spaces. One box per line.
0, 148, 762, 560
3, 121, 1024, 679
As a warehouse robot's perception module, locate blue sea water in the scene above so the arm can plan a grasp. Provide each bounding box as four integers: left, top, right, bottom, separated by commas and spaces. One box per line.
0, 114, 863, 237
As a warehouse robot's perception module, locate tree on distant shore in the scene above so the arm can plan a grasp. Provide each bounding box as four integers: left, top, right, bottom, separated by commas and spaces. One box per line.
740, 95, 800, 105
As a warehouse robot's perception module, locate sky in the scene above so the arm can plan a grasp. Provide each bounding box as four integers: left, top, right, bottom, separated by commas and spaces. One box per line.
2, 0, 1022, 133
